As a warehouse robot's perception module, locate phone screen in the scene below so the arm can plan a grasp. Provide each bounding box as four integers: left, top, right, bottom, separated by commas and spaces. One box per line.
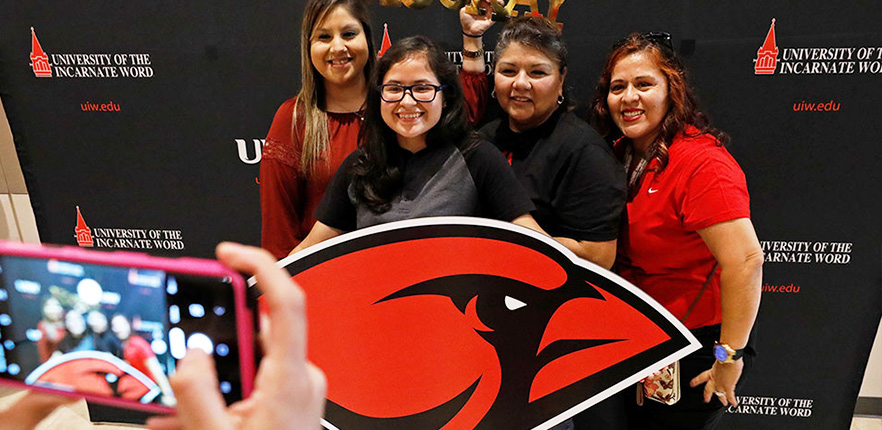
0, 254, 243, 409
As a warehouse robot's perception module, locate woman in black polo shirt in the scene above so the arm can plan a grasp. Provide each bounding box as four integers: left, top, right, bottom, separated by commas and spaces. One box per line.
460, 14, 626, 271
291, 36, 542, 253
459, 12, 628, 430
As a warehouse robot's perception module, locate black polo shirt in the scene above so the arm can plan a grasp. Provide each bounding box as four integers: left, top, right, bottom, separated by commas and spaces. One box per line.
479, 109, 627, 242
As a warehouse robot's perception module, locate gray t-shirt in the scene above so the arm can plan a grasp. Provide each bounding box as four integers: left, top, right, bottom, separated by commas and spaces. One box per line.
315, 140, 535, 231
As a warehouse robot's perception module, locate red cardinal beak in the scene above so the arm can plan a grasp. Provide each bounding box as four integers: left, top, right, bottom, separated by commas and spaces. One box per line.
529, 282, 671, 402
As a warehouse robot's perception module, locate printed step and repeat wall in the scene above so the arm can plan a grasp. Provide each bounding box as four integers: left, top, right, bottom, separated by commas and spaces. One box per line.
1, 1, 880, 429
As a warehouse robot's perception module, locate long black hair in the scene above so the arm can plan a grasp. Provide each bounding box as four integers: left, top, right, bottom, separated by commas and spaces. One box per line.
350, 35, 475, 213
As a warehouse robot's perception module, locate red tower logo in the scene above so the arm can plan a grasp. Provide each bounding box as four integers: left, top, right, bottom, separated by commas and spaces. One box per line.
754, 18, 779, 75
75, 206, 94, 247
30, 27, 52, 78
378, 23, 392, 58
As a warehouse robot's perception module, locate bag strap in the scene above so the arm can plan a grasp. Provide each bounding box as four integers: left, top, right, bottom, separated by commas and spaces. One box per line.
680, 262, 719, 323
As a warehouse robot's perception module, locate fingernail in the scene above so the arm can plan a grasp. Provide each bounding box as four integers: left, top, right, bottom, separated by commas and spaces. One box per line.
217, 241, 238, 250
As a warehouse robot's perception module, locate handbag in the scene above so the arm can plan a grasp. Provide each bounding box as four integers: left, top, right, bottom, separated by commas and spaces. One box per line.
637, 263, 718, 406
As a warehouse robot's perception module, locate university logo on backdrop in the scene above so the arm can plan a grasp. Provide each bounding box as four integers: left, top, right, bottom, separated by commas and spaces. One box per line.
752, 18, 882, 75
74, 207, 186, 251
29, 27, 154, 79
753, 19, 779, 74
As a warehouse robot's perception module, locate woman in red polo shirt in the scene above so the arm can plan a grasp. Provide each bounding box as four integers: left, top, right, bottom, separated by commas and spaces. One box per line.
110, 314, 175, 406
592, 33, 763, 429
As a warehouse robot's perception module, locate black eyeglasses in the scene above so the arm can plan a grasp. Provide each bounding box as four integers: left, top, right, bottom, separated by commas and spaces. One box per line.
378, 83, 446, 103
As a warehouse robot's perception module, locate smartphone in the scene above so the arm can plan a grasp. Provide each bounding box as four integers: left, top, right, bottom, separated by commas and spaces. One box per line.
637, 361, 680, 406
0, 240, 255, 413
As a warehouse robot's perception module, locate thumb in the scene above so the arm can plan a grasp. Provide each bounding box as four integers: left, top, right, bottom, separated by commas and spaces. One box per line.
169, 350, 231, 430
689, 369, 711, 388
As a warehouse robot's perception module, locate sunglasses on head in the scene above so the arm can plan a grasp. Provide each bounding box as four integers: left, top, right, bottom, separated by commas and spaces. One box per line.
614, 31, 674, 54
642, 32, 674, 52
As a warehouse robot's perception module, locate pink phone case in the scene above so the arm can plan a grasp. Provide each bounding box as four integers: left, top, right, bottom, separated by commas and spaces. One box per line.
0, 240, 255, 413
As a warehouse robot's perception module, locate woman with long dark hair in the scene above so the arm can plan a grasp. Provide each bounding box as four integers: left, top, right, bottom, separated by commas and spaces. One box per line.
292, 36, 542, 252
260, 0, 376, 259
592, 33, 762, 429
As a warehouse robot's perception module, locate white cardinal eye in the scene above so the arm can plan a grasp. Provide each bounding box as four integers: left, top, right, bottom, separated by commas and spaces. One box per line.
504, 296, 527, 311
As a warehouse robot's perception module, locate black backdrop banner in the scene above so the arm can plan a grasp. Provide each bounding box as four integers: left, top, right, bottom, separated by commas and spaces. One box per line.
1, 1, 880, 429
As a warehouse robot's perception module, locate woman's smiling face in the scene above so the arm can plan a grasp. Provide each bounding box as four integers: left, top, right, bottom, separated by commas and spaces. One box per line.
309, 5, 369, 89
494, 42, 566, 133
607, 52, 670, 152
380, 54, 444, 152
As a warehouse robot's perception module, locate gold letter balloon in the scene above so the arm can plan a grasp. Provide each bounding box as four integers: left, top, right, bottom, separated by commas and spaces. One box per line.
380, 0, 567, 27
400, 0, 435, 8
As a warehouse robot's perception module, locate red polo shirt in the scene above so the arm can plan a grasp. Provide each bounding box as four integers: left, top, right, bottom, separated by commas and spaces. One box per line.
124, 335, 156, 382
615, 127, 751, 329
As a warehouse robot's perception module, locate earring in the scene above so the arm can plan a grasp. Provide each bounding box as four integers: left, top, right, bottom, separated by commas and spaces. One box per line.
557, 95, 564, 105
491, 89, 497, 99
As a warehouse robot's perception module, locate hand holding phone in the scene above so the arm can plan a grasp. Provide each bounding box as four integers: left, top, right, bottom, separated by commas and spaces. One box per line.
0, 241, 255, 413
146, 242, 327, 430
0, 243, 326, 430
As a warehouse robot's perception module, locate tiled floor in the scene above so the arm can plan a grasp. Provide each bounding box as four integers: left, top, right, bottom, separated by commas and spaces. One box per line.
853, 416, 882, 430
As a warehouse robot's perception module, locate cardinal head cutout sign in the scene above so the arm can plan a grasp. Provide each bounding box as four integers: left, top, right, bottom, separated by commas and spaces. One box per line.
273, 217, 700, 430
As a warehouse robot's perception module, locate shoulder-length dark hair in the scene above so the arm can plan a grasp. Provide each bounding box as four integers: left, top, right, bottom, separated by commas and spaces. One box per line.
591, 33, 727, 172
296, 0, 376, 175
350, 35, 474, 214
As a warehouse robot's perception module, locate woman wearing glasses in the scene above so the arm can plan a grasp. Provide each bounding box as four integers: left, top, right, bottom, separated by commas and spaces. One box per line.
260, 0, 376, 259
291, 36, 542, 252
592, 33, 762, 429
460, 13, 627, 271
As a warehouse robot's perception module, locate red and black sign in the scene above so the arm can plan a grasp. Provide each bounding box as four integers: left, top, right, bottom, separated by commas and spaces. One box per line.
26, 351, 161, 404
280, 218, 699, 430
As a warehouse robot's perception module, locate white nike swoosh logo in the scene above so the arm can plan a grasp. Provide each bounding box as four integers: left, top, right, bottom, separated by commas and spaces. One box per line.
648, 188, 659, 194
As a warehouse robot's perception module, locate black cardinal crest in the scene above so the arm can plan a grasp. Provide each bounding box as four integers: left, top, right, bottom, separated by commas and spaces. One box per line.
279, 217, 700, 430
